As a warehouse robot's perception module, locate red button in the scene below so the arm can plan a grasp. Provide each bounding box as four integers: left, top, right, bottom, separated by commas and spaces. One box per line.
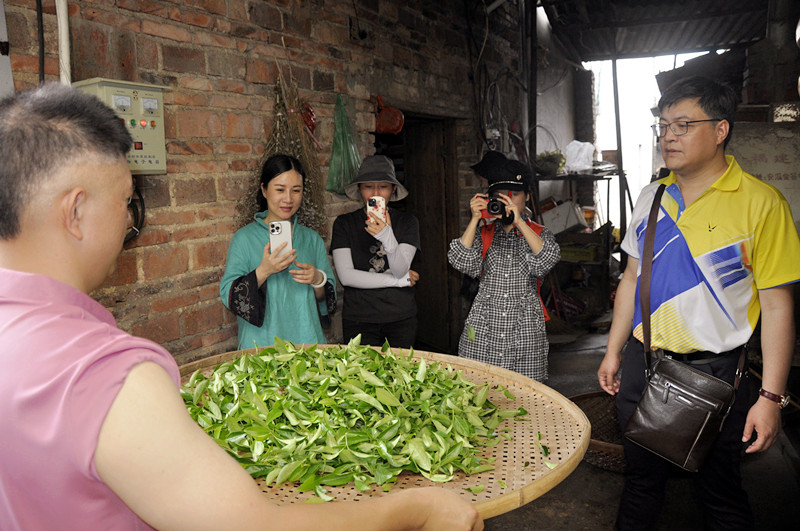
134, 142, 143, 150
139, 120, 147, 128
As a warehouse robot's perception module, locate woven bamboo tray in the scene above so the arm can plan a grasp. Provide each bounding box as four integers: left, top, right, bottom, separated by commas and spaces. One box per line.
180, 346, 590, 519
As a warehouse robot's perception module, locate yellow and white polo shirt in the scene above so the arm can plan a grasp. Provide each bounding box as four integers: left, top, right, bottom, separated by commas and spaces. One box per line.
622, 156, 800, 353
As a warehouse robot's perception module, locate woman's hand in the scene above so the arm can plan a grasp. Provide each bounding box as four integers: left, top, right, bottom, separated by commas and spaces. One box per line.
256, 242, 296, 285
459, 194, 488, 248
365, 210, 391, 237
290, 260, 322, 285
495, 194, 524, 227
469, 194, 488, 220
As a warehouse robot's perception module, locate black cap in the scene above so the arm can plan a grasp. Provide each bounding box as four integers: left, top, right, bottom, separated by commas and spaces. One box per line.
470, 151, 532, 193
470, 150, 508, 181
491, 164, 532, 195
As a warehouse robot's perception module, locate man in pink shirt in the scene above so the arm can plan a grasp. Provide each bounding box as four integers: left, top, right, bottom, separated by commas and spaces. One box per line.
0, 84, 482, 531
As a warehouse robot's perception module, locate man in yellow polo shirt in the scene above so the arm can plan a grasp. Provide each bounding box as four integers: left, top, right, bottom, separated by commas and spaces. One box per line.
598, 76, 800, 529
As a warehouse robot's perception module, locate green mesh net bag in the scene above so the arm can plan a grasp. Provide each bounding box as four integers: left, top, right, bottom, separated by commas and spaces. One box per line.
326, 94, 360, 195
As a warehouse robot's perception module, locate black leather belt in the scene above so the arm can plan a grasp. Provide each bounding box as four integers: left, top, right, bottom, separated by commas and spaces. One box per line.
659, 346, 744, 365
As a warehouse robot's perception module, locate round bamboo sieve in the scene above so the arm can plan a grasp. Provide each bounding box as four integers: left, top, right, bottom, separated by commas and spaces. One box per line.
179, 346, 590, 519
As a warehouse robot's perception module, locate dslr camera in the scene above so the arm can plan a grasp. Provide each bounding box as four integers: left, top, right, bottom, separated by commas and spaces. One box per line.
481, 193, 514, 225
485, 195, 504, 216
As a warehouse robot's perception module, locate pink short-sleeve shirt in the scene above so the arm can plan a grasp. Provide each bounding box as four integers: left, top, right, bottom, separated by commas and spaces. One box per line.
0, 269, 180, 530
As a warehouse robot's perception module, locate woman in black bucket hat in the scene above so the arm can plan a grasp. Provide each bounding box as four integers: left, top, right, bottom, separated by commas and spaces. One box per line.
342, 154, 409, 201
331, 155, 421, 348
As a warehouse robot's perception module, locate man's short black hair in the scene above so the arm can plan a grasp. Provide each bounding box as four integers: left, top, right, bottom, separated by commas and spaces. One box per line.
0, 83, 133, 239
657, 76, 739, 148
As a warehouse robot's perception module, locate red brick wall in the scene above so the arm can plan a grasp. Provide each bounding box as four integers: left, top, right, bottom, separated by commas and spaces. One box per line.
6, 0, 527, 365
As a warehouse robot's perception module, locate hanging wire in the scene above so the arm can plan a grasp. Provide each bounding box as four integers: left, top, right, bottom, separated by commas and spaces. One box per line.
125, 185, 145, 243
35, 0, 44, 84
464, 0, 492, 149
351, 0, 367, 40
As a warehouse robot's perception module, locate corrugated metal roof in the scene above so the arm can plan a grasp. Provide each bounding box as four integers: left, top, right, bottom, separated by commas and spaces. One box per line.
540, 0, 769, 62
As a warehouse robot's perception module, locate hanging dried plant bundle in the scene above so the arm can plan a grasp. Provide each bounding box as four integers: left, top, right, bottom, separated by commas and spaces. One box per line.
235, 72, 328, 239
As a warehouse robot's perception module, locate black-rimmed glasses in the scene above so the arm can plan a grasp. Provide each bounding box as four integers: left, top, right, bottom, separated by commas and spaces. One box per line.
652, 119, 721, 138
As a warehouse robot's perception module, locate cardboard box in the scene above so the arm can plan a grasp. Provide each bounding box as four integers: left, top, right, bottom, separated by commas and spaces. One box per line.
541, 201, 589, 234
560, 245, 597, 262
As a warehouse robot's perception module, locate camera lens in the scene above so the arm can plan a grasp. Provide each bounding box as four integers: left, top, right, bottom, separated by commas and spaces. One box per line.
486, 198, 504, 216
368, 198, 377, 207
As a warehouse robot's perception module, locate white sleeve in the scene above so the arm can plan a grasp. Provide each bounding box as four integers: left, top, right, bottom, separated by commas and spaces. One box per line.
621, 182, 663, 259
372, 226, 416, 277
332, 248, 412, 289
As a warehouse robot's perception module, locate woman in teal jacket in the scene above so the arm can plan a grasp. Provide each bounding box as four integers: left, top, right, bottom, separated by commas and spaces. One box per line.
220, 154, 335, 349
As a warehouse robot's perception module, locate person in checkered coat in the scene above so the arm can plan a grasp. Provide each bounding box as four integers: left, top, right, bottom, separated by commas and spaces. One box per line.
448, 152, 560, 381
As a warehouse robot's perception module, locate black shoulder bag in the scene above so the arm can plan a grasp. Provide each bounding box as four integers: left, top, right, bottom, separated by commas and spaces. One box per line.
623, 184, 746, 472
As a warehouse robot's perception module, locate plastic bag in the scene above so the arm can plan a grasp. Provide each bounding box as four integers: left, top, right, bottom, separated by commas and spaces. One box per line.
564, 140, 595, 173
327, 94, 361, 194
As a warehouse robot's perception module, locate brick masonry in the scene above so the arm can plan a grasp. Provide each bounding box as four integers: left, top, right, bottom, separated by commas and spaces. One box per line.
6, 0, 567, 366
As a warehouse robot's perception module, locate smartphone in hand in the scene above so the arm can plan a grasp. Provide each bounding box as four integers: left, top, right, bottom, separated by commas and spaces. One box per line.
268, 221, 293, 257
367, 196, 387, 223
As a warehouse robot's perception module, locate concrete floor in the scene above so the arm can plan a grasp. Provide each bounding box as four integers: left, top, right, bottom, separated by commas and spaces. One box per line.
483, 329, 800, 530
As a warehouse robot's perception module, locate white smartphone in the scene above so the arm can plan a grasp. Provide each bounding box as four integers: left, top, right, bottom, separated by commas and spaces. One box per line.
367, 196, 387, 223
268, 221, 293, 257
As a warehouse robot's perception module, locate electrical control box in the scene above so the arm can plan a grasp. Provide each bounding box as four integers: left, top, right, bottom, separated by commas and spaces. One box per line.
73, 78, 167, 175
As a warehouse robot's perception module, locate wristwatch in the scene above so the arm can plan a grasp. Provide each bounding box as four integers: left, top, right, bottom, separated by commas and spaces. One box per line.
758, 388, 790, 409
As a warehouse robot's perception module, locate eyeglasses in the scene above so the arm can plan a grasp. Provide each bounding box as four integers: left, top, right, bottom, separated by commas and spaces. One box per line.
652, 119, 721, 138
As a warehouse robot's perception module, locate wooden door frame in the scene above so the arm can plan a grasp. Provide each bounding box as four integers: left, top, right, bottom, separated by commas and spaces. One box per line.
440, 121, 463, 354
376, 116, 463, 354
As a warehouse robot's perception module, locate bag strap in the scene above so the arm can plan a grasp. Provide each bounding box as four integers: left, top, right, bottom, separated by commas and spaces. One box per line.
480, 222, 493, 261
733, 347, 746, 390
481, 219, 545, 260
640, 183, 747, 387
640, 184, 666, 376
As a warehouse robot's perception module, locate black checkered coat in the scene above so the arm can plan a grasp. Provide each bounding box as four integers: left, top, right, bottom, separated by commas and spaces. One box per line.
448, 221, 560, 381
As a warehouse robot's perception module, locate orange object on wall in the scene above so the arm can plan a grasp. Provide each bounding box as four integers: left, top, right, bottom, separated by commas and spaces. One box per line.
374, 94, 404, 135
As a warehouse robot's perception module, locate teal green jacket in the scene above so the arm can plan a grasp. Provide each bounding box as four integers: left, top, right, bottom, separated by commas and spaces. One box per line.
219, 212, 335, 349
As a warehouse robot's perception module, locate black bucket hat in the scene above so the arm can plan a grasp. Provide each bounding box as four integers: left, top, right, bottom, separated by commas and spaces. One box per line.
344, 155, 409, 201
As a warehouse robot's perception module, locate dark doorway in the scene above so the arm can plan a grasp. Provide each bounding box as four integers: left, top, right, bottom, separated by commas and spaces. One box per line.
374, 116, 461, 354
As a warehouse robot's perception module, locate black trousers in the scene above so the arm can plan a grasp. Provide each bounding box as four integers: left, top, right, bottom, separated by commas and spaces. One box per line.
615, 339, 755, 531
342, 316, 418, 349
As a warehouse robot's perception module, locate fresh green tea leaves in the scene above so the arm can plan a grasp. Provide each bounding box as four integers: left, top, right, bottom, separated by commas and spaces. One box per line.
474, 384, 489, 408
414, 358, 427, 383
375, 387, 402, 407
182, 342, 537, 501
